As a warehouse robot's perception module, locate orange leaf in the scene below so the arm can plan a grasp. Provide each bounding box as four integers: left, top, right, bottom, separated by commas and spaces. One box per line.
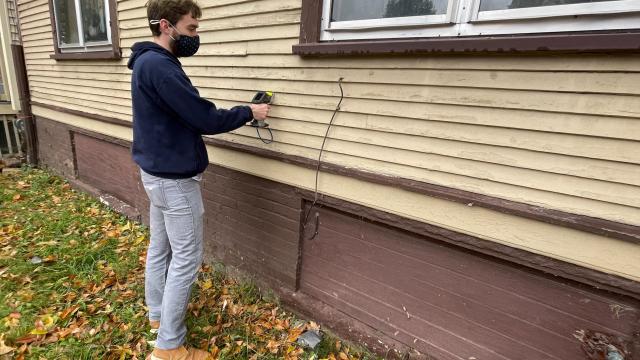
15, 334, 38, 344
60, 305, 80, 320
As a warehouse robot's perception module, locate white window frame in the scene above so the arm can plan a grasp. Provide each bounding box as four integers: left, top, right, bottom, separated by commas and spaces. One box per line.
52, 0, 112, 53
321, 0, 640, 41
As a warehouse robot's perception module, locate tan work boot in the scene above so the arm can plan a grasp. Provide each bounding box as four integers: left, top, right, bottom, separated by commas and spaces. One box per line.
149, 320, 160, 334
147, 346, 212, 360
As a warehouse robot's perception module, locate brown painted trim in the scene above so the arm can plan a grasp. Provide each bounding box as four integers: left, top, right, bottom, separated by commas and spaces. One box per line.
11, 44, 37, 165
50, 51, 121, 60
293, 32, 640, 56
31, 101, 131, 128
107, 0, 121, 58
47, 0, 121, 60
71, 127, 131, 149
297, 191, 640, 301
298, 0, 324, 45
30, 102, 640, 245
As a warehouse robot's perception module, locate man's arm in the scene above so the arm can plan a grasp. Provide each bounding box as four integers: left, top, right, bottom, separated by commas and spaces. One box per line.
157, 70, 265, 135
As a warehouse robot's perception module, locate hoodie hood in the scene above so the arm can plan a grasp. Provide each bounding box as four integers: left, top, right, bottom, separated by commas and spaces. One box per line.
127, 41, 179, 70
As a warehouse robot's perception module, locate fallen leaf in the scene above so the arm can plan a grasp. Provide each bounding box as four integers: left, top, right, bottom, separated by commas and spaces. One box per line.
0, 334, 15, 355
15, 334, 38, 344
12, 194, 21, 201
60, 305, 80, 320
16, 181, 30, 189
202, 279, 213, 290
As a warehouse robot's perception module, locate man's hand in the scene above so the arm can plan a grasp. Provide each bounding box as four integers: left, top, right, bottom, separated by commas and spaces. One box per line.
250, 104, 270, 121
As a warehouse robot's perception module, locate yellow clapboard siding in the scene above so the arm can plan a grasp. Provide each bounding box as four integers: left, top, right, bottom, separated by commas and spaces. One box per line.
120, 39, 250, 56
201, 0, 300, 20
117, 0, 298, 21
21, 31, 53, 42
29, 70, 132, 83
19, 24, 52, 37
119, 9, 300, 32
200, 9, 300, 30
21, 38, 54, 47
31, 96, 132, 120
31, 86, 132, 107
198, 89, 640, 158
117, 6, 147, 21
207, 0, 255, 7
182, 66, 640, 95
189, 76, 640, 119
20, 16, 53, 33
18, 2, 49, 18
35, 67, 640, 202
17, 0, 48, 12
211, 96, 640, 143
21, 53, 640, 72
35, 79, 627, 185
126, 39, 295, 56
29, 79, 131, 96
26, 64, 130, 74
120, 23, 300, 44
99, 52, 640, 73
24, 60, 640, 96
22, 45, 54, 54
32, 89, 132, 117
117, 0, 148, 12
200, 88, 640, 164
225, 124, 640, 207
23, 51, 51, 60
255, 116, 640, 187
246, 38, 297, 54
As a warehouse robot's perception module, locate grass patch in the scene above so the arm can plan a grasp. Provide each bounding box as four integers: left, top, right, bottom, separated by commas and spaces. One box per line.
0, 168, 380, 360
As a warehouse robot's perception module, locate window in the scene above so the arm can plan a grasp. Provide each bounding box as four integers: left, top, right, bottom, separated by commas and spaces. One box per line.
321, 0, 640, 40
49, 0, 120, 59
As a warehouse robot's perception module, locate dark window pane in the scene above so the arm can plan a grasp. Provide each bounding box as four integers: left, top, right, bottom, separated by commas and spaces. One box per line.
53, 0, 80, 45
331, 0, 448, 21
81, 0, 109, 43
480, 0, 612, 11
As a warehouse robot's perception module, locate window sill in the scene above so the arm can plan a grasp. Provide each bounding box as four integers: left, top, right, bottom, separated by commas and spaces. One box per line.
293, 32, 640, 56
50, 50, 121, 60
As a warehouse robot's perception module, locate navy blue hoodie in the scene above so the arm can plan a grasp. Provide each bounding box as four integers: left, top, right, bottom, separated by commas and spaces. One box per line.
128, 42, 252, 179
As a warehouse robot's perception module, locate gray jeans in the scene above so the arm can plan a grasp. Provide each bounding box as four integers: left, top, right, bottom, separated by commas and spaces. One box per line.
140, 169, 204, 349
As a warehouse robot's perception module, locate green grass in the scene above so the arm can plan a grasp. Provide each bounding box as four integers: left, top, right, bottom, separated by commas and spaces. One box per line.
0, 168, 380, 360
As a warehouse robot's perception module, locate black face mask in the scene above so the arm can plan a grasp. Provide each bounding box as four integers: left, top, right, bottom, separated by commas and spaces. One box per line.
168, 23, 200, 57
149, 19, 200, 57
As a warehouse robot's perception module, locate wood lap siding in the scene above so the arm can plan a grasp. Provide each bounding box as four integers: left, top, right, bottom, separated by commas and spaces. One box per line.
202, 165, 301, 288
300, 206, 640, 360
17, 0, 640, 225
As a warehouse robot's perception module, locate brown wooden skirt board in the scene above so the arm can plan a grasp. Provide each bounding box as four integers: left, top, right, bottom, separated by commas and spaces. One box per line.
299, 205, 640, 359
313, 207, 637, 333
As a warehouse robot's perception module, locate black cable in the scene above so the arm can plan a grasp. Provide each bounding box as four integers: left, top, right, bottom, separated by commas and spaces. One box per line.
255, 126, 273, 144
302, 77, 344, 241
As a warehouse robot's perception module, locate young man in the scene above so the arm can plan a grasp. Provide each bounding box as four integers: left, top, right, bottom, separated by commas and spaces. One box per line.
127, 1, 269, 359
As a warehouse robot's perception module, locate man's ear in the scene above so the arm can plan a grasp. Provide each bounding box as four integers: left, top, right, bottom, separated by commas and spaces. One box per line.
160, 19, 171, 33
